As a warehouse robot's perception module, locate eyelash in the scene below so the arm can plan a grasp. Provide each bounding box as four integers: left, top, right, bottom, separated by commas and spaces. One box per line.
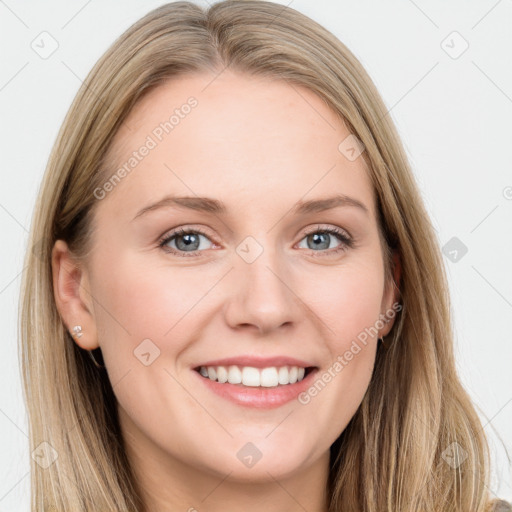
157, 225, 354, 258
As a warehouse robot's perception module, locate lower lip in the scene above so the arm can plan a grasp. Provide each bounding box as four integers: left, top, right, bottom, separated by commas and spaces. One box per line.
192, 368, 319, 409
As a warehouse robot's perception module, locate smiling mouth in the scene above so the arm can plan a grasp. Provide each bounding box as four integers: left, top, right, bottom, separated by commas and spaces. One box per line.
194, 364, 317, 388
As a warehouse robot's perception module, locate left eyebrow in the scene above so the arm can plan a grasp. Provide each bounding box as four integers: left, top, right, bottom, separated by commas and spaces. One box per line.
291, 194, 369, 216
132, 193, 369, 221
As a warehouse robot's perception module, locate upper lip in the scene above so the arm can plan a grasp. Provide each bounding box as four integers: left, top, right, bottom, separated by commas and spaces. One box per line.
194, 355, 317, 369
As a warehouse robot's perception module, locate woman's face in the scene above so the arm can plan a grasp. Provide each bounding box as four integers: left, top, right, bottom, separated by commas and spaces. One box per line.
55, 70, 399, 492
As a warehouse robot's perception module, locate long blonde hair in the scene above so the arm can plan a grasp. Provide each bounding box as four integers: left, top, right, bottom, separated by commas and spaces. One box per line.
18, 1, 509, 510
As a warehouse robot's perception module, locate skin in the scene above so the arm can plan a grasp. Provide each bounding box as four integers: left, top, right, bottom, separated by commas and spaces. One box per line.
52, 70, 401, 512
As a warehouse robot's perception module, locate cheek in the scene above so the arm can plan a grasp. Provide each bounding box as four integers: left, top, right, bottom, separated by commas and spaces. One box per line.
301, 257, 385, 344
294, 255, 383, 416
88, 253, 213, 366
298, 265, 381, 442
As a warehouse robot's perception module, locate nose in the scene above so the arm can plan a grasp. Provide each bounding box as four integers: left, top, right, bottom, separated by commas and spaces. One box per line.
223, 244, 302, 336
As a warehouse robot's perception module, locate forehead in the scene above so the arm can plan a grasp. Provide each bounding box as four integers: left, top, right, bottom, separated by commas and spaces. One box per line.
100, 70, 375, 222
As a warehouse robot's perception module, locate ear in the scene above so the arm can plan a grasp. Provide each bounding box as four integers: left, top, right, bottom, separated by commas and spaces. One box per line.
379, 250, 402, 337
51, 239, 99, 350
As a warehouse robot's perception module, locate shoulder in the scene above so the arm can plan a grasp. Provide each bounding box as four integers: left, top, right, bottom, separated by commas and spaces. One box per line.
487, 499, 512, 512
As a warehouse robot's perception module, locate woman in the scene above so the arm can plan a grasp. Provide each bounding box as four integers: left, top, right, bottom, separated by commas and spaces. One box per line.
18, 1, 511, 510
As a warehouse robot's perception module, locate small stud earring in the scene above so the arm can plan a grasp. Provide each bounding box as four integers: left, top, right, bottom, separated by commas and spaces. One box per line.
69, 325, 105, 369
71, 325, 83, 339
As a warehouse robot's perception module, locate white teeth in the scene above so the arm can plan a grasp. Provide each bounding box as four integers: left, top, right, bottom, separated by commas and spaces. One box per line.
260, 367, 279, 387
198, 365, 309, 387
278, 366, 289, 385
216, 366, 228, 383
227, 365, 242, 384
242, 367, 260, 387
289, 366, 298, 384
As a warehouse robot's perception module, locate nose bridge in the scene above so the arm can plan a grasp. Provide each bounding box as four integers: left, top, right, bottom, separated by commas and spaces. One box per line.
224, 233, 300, 334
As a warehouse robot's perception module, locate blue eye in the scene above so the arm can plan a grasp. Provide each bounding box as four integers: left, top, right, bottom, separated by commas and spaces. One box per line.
297, 225, 354, 257
158, 225, 354, 258
158, 227, 213, 257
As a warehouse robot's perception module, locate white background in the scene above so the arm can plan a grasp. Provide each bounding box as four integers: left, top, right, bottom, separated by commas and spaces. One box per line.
1, 0, 511, 509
